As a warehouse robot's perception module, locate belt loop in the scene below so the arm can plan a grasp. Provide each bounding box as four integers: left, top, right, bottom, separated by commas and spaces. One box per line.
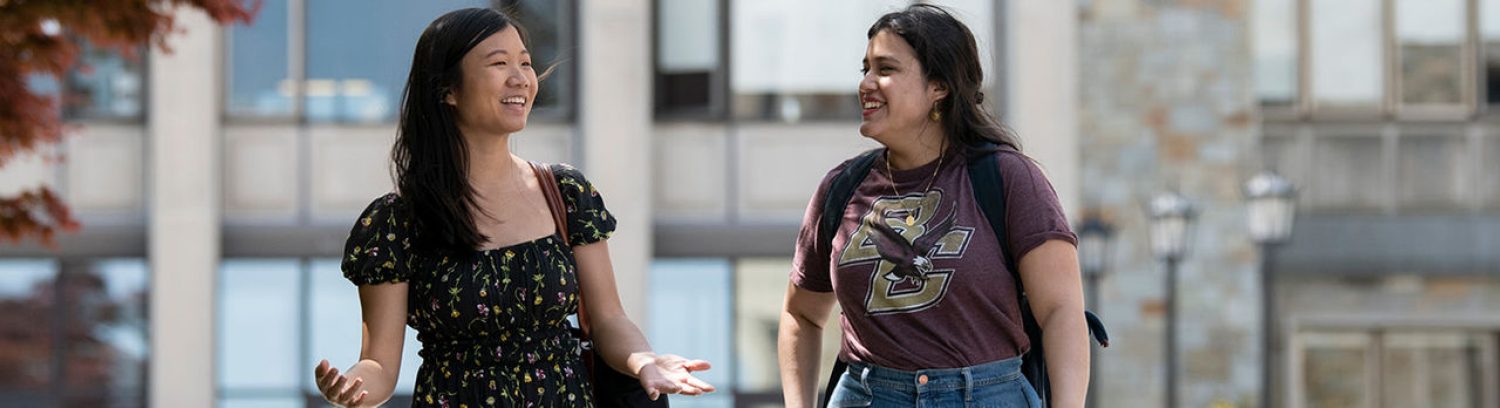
962, 367, 974, 402
859, 366, 871, 391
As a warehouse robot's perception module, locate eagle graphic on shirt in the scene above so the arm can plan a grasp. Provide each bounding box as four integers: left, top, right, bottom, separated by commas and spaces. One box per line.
838, 191, 975, 315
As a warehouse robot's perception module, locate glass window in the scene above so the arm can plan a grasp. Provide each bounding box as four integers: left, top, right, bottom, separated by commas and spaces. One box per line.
27, 73, 62, 100
1311, 134, 1387, 210
306, 259, 421, 396
1255, 0, 1298, 106
1300, 333, 1372, 408
1484, 0, 1500, 105
305, 1, 485, 123
0, 260, 58, 401
1310, 0, 1384, 109
218, 260, 301, 392
60, 41, 146, 120
503, 0, 572, 118
730, 0, 910, 121
1261, 133, 1308, 205
656, 0, 721, 115
1396, 0, 1465, 106
1381, 332, 1486, 408
733, 258, 839, 399
733, 258, 789, 394
59, 259, 149, 407
1397, 134, 1469, 210
226, 0, 292, 117
647, 259, 733, 408
304, 1, 575, 123
0, 259, 149, 406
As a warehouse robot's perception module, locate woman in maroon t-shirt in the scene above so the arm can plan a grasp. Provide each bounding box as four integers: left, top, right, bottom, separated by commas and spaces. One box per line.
777, 5, 1090, 408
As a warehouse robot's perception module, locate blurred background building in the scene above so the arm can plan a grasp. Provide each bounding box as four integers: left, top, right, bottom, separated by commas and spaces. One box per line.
0, 0, 1496, 407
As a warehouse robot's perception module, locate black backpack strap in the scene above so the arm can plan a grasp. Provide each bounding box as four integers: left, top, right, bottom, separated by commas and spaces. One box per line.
815, 149, 880, 408
818, 149, 882, 248
967, 150, 1020, 295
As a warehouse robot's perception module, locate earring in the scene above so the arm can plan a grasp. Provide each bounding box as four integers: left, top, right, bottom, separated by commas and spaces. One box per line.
930, 110, 941, 122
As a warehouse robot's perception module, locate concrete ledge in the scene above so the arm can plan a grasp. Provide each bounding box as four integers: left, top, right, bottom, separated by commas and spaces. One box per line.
1273, 214, 1500, 276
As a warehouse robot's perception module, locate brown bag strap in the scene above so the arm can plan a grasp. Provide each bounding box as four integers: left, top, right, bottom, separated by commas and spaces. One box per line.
529, 161, 592, 338
530, 161, 571, 247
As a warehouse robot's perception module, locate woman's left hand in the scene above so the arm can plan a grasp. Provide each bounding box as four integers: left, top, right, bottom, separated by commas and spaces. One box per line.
636, 354, 716, 400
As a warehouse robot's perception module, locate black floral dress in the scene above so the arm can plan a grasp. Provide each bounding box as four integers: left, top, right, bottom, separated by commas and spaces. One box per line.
341, 164, 617, 408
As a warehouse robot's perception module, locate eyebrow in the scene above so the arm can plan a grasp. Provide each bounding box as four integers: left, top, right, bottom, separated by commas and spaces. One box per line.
484, 49, 531, 59
863, 55, 900, 65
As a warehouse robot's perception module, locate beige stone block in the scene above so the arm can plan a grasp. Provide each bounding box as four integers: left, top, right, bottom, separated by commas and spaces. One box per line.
308, 126, 396, 221
736, 123, 877, 220
511, 124, 573, 166
653, 123, 728, 220
65, 125, 146, 214
223, 125, 298, 219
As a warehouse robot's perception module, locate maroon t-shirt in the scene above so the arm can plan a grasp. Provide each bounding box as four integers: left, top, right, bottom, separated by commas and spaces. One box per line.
791, 147, 1077, 370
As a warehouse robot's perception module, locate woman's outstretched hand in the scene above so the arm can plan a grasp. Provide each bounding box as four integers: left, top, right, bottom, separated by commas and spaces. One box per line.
314, 359, 370, 407
636, 354, 716, 400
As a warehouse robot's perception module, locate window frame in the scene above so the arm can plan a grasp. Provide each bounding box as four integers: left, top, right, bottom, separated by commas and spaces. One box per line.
223, 0, 579, 125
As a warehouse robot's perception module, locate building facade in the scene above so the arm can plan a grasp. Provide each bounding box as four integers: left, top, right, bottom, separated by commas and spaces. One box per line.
0, 1, 1496, 407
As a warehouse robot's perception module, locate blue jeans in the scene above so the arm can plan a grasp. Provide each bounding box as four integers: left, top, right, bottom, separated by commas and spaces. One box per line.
827, 356, 1041, 408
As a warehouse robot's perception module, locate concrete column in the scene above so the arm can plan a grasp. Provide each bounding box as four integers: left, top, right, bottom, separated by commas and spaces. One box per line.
578, 0, 653, 323
147, 8, 221, 408
1006, 0, 1081, 214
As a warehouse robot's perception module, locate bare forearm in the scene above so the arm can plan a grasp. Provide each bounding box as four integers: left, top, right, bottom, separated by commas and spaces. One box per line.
778, 311, 825, 408
1041, 309, 1090, 408
592, 317, 658, 377
344, 359, 399, 407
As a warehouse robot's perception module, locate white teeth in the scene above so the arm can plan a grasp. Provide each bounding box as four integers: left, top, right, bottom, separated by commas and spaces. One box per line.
502, 97, 527, 104
863, 101, 883, 109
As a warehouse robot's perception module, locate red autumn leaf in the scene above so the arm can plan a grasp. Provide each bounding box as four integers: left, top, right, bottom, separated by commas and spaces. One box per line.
0, 0, 260, 247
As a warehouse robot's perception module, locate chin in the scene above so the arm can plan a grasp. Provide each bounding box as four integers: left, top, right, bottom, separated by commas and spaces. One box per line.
499, 119, 528, 133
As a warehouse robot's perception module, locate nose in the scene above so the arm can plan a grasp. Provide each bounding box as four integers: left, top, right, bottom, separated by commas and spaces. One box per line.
858, 72, 877, 96
506, 70, 530, 88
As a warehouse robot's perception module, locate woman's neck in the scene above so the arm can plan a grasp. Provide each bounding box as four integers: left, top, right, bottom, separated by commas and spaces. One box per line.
462, 130, 521, 187
884, 129, 947, 170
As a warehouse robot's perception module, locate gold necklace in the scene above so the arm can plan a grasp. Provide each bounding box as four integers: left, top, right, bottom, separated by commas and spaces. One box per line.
885, 147, 944, 226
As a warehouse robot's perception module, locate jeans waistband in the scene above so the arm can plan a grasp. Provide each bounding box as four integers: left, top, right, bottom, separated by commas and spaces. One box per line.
844, 356, 1025, 393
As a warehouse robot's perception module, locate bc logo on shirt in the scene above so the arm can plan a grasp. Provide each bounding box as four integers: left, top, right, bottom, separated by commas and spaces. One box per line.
838, 190, 974, 315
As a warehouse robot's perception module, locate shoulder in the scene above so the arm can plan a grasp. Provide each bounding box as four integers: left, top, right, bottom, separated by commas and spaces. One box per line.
546, 163, 602, 199
986, 148, 1051, 184
817, 148, 883, 188
358, 192, 406, 218
550, 162, 585, 180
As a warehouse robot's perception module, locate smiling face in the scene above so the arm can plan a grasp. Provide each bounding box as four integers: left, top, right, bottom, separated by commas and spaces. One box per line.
858, 30, 947, 143
445, 26, 537, 136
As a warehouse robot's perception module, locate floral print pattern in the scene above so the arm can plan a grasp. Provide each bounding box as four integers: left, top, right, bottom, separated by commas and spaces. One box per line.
342, 165, 617, 407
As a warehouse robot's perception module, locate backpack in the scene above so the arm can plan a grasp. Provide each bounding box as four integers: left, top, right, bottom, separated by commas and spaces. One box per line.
816, 146, 1110, 407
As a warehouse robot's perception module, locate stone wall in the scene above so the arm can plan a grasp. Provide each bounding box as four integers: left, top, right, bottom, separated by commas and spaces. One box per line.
1078, 1, 1263, 406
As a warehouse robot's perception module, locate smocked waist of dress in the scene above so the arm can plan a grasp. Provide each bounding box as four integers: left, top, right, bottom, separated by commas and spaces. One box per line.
417, 325, 583, 368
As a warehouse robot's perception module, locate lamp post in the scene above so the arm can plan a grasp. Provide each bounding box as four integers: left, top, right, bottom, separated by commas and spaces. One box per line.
1150, 191, 1195, 408
1077, 214, 1114, 408
1245, 171, 1297, 408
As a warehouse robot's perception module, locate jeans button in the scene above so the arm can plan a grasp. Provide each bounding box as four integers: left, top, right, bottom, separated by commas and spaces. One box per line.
918, 374, 929, 385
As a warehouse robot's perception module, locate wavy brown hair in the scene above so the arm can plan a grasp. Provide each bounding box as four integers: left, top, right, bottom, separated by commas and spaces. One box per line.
868, 4, 1021, 156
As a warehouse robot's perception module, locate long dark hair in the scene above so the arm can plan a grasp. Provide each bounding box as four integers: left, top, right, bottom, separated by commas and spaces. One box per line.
392, 8, 526, 253
868, 4, 1020, 156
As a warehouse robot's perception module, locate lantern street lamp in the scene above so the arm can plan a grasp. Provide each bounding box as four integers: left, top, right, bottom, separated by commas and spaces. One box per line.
1076, 214, 1114, 408
1150, 191, 1196, 408
1246, 171, 1297, 408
